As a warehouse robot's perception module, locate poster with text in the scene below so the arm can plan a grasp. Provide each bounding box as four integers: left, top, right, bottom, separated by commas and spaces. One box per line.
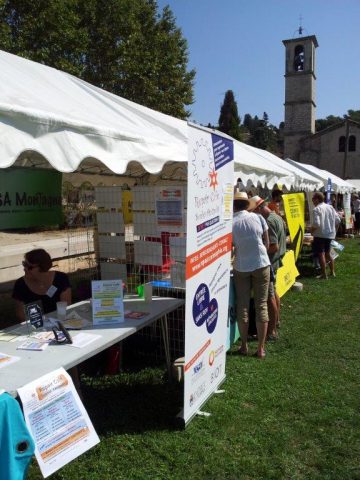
183, 125, 234, 425
91, 279, 124, 326
18, 368, 99, 478
283, 192, 305, 260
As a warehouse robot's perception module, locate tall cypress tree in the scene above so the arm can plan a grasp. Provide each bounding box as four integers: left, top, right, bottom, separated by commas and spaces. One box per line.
218, 90, 242, 141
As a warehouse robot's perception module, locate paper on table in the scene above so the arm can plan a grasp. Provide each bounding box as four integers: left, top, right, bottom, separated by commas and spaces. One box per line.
124, 310, 149, 319
68, 332, 101, 348
0, 332, 21, 342
64, 311, 92, 330
17, 340, 49, 351
0, 352, 21, 369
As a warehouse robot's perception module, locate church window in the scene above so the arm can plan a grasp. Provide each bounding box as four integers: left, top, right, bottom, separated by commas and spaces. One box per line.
349, 135, 356, 152
294, 45, 304, 71
338, 136, 346, 152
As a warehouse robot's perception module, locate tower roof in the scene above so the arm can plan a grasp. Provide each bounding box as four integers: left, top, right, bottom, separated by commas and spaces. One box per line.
282, 35, 318, 48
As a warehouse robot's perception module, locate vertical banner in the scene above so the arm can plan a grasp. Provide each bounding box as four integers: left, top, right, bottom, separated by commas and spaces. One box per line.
343, 193, 352, 230
183, 125, 234, 425
326, 178, 332, 204
283, 193, 305, 260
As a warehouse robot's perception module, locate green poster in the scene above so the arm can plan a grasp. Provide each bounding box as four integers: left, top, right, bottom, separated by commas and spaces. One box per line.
0, 168, 62, 229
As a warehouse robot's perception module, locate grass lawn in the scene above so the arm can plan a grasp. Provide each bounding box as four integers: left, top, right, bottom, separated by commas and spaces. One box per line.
25, 238, 360, 480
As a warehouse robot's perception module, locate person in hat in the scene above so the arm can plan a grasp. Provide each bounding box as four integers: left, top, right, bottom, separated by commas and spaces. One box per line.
249, 196, 287, 339
232, 191, 270, 358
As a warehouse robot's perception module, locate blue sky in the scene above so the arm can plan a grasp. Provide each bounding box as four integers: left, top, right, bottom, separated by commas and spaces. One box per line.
157, 0, 360, 128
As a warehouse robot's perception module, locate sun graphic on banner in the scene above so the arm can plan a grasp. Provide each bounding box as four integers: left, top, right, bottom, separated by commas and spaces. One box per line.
191, 138, 214, 188
209, 169, 218, 190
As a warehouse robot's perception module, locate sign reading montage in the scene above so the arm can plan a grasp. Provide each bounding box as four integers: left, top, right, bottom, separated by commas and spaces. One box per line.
0, 167, 62, 229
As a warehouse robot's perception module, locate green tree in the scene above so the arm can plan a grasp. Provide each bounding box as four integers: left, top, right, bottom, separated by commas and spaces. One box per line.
315, 115, 342, 132
346, 110, 360, 123
218, 90, 242, 140
242, 112, 279, 153
0, 0, 195, 119
0, 0, 88, 75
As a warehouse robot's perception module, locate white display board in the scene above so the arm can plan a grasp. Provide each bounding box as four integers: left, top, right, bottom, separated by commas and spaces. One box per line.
95, 186, 122, 209
97, 212, 125, 234
18, 368, 99, 478
100, 262, 128, 283
183, 125, 234, 425
134, 240, 163, 266
98, 235, 126, 259
133, 212, 160, 237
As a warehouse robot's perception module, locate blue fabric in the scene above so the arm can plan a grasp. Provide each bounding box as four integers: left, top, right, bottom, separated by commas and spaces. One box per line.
0, 393, 35, 480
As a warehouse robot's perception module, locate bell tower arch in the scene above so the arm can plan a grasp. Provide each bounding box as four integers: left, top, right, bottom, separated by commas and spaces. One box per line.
283, 33, 318, 160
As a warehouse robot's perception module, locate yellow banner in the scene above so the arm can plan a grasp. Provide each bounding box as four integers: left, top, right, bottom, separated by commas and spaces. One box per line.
122, 191, 133, 223
282, 193, 305, 260
276, 250, 299, 298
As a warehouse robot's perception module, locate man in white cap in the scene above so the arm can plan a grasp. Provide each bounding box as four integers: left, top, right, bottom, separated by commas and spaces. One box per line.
232, 191, 270, 358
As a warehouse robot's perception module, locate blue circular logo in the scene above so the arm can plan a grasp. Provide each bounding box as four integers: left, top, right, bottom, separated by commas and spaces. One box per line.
192, 283, 210, 326
206, 298, 218, 334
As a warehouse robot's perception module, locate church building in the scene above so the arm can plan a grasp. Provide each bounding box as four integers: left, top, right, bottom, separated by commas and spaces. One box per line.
282, 32, 360, 179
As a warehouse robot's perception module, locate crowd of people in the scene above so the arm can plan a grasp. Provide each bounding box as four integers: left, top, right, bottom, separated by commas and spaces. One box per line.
232, 188, 342, 358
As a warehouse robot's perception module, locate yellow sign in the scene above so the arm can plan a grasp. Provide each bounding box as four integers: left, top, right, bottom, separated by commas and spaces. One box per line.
276, 250, 299, 298
122, 191, 133, 223
282, 193, 305, 260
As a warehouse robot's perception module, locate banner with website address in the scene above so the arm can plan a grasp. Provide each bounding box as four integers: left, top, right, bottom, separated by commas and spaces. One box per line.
183, 125, 234, 425
0, 167, 62, 229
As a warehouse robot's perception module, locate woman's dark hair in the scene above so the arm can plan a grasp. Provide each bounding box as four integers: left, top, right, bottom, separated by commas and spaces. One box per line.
25, 249, 53, 272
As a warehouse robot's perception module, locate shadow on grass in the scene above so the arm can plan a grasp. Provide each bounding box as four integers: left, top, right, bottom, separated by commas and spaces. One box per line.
81, 370, 184, 435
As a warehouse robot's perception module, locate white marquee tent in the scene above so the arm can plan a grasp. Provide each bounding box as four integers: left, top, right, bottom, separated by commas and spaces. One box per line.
0, 49, 321, 192
284, 158, 356, 194
236, 145, 322, 191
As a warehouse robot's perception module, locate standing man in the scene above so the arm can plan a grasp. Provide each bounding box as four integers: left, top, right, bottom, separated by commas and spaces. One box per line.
311, 192, 341, 279
250, 197, 287, 339
232, 191, 270, 358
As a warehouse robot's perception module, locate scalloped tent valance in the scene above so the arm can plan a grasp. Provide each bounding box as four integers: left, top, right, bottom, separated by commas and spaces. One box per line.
284, 159, 356, 194
0, 49, 321, 191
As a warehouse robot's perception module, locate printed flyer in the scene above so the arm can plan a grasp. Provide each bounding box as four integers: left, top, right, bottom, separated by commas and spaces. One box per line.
91, 279, 124, 326
183, 125, 234, 424
18, 368, 99, 478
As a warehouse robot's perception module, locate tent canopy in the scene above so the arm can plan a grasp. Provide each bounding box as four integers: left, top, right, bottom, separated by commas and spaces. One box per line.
0, 49, 188, 174
0, 49, 325, 191
284, 159, 356, 194
235, 145, 322, 191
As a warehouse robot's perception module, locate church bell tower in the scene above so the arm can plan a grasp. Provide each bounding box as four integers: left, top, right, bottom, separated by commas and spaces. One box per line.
283, 32, 318, 160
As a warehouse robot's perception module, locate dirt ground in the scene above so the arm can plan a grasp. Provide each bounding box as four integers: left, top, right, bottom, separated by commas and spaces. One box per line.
0, 229, 68, 246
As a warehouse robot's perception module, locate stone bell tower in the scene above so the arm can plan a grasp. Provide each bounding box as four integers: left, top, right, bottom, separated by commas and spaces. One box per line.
283, 31, 318, 160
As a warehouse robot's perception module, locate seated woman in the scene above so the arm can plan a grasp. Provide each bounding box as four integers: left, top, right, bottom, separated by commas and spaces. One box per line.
12, 249, 82, 395
12, 249, 71, 321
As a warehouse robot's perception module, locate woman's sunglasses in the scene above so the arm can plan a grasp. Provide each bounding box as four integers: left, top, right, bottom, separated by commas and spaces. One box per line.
22, 261, 38, 270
